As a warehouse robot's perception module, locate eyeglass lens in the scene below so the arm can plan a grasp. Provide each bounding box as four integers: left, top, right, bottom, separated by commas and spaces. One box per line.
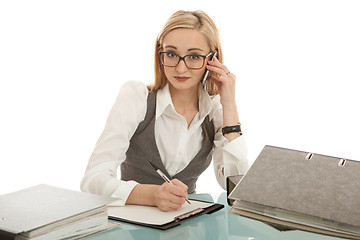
161, 53, 205, 69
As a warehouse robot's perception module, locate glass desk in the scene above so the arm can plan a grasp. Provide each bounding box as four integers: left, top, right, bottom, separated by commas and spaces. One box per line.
86, 193, 345, 240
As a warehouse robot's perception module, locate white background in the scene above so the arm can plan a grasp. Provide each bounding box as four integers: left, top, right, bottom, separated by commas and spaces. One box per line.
1, 0, 359, 196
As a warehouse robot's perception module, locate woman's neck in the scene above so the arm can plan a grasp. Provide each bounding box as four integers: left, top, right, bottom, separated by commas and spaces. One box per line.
169, 84, 199, 112
168, 84, 199, 128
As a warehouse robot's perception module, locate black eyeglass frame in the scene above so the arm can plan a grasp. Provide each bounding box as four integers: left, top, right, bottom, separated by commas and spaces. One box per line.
159, 51, 214, 70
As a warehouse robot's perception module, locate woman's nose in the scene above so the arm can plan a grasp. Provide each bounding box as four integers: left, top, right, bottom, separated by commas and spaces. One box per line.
175, 59, 188, 73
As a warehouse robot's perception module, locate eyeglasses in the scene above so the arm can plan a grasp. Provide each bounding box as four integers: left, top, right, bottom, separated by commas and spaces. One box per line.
159, 51, 213, 69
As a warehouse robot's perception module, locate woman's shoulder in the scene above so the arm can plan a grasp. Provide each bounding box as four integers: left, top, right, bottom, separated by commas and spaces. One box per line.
110, 81, 150, 112
209, 94, 222, 110
208, 94, 223, 122
209, 94, 221, 103
118, 80, 149, 100
120, 80, 149, 93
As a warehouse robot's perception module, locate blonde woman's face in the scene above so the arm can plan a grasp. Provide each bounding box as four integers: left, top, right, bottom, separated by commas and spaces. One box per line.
161, 28, 211, 92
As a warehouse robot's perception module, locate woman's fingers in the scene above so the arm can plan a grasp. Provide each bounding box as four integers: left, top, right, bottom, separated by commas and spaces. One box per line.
154, 179, 188, 212
207, 57, 230, 76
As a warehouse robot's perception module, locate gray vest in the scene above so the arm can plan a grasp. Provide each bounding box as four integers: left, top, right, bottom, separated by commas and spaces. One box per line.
121, 90, 215, 194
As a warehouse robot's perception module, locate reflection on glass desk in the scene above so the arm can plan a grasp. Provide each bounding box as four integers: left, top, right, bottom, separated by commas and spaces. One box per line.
86, 193, 345, 240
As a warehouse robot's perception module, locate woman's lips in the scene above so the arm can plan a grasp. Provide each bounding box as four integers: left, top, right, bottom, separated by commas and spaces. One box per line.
174, 76, 190, 82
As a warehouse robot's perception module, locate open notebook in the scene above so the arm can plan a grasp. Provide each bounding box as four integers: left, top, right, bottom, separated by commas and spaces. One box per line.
108, 199, 223, 230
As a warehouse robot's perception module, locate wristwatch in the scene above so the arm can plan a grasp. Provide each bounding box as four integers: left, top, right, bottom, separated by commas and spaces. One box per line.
222, 124, 242, 136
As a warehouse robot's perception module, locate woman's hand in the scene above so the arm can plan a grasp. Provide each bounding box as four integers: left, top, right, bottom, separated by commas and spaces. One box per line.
206, 57, 237, 108
154, 179, 188, 212
126, 179, 188, 212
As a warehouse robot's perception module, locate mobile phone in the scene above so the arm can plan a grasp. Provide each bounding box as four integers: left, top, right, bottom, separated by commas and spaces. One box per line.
202, 52, 218, 90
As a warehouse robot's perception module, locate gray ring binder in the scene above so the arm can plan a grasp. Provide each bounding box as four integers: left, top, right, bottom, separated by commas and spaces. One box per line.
228, 145, 360, 239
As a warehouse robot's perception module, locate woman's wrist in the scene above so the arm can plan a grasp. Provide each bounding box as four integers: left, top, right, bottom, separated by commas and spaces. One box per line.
221, 100, 237, 111
222, 124, 242, 136
126, 184, 159, 206
222, 102, 239, 126
221, 102, 242, 142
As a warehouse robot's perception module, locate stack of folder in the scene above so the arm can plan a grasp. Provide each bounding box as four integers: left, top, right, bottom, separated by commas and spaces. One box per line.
228, 145, 360, 240
0, 184, 114, 240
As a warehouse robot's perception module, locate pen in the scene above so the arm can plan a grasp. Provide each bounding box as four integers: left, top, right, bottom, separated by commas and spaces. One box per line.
148, 161, 191, 205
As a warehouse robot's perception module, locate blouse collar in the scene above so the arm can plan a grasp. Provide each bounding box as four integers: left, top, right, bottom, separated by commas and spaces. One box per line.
156, 83, 214, 120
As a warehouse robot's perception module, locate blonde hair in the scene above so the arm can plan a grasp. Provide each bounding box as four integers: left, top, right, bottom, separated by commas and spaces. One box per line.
149, 10, 223, 95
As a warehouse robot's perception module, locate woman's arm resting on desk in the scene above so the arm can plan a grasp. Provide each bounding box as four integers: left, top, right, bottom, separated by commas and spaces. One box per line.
126, 179, 188, 212
80, 81, 149, 202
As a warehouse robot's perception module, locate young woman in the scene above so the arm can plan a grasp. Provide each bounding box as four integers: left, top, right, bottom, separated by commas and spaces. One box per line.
80, 10, 249, 212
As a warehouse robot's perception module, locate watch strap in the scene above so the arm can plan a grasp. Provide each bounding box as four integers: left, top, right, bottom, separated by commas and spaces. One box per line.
222, 124, 242, 136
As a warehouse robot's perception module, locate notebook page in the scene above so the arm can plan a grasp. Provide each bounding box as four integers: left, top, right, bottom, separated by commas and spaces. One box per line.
108, 200, 213, 225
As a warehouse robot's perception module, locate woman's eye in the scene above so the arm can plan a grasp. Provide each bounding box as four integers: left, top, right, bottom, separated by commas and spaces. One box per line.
166, 53, 177, 58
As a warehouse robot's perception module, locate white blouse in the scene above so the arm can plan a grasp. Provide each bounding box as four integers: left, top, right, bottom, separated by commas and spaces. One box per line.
80, 81, 249, 206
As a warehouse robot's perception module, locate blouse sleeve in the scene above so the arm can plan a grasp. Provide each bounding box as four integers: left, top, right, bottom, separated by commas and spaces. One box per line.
210, 96, 249, 190
80, 81, 148, 206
